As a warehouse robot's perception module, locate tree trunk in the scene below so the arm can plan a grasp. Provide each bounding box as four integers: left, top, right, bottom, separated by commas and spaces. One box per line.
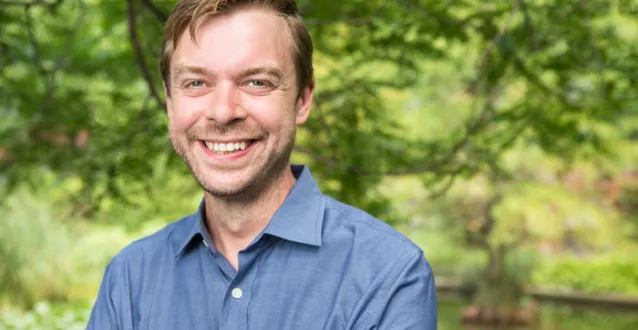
461, 192, 537, 325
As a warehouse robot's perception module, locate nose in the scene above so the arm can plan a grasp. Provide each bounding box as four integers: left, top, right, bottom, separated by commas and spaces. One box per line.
203, 82, 246, 124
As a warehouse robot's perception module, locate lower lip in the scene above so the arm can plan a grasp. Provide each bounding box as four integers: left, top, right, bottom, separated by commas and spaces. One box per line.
199, 140, 257, 161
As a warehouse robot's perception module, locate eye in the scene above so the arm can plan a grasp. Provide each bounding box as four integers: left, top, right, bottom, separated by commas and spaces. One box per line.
186, 80, 205, 88
246, 80, 272, 88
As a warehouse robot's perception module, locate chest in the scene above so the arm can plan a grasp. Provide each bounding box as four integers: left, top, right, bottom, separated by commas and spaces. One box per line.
136, 243, 366, 330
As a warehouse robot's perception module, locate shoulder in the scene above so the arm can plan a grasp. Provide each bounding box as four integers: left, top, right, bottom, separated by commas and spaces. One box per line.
320, 197, 437, 328
322, 196, 426, 263
108, 215, 194, 269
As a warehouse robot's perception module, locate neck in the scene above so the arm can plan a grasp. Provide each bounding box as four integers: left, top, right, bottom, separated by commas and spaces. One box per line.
204, 166, 297, 270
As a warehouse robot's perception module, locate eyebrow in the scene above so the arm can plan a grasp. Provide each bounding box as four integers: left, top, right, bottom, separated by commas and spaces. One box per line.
172, 65, 211, 84
235, 67, 284, 81
171, 64, 285, 83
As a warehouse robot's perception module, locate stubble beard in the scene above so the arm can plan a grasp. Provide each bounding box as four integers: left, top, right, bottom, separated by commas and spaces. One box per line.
169, 124, 297, 202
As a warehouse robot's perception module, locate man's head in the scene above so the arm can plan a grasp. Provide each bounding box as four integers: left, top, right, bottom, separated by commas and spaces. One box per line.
160, 0, 314, 199
160, 0, 313, 97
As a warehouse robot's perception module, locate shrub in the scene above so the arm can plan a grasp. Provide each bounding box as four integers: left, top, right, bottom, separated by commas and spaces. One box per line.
532, 253, 638, 294
0, 185, 133, 308
0, 187, 76, 307
0, 301, 91, 330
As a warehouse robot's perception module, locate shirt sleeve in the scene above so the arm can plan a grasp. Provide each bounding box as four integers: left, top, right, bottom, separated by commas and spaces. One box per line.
86, 258, 132, 330
358, 250, 438, 330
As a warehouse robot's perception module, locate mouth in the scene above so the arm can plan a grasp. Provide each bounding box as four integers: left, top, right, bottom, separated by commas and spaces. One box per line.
199, 139, 257, 156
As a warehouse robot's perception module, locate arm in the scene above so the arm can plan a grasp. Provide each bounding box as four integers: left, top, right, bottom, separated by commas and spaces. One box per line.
376, 252, 437, 329
86, 259, 131, 330
355, 251, 438, 330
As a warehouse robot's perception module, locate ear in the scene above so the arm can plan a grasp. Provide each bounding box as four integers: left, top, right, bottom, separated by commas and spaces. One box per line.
295, 79, 314, 125
163, 81, 172, 113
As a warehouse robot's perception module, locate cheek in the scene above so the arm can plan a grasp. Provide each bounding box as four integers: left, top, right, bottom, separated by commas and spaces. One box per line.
169, 96, 206, 131
241, 95, 296, 131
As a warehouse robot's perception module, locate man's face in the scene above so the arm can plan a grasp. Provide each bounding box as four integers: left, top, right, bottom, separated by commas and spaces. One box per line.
165, 8, 313, 198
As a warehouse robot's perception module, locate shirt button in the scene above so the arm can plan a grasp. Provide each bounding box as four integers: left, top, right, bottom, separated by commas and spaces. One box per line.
231, 288, 243, 299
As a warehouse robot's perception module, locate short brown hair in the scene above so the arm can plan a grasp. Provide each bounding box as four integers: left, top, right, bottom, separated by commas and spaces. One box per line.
160, 0, 313, 96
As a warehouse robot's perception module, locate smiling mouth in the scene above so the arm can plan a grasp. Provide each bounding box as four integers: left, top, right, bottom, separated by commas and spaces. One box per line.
201, 140, 256, 155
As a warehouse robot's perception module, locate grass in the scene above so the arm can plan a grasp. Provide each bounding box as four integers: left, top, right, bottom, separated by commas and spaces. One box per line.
0, 181, 163, 309
0, 301, 91, 330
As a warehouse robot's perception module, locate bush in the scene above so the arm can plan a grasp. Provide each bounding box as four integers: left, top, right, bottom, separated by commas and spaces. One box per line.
0, 187, 76, 307
0, 301, 91, 330
532, 253, 638, 294
405, 228, 488, 281
0, 184, 133, 308
0, 167, 200, 309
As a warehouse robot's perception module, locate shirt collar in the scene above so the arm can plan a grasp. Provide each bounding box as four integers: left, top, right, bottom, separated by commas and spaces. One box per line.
173, 164, 325, 257
173, 199, 207, 258
262, 164, 324, 247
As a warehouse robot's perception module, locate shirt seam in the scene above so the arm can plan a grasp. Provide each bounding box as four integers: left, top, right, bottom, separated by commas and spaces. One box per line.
324, 203, 418, 250
140, 237, 168, 330
104, 259, 120, 330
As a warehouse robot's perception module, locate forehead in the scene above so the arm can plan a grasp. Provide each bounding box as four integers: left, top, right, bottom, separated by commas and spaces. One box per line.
171, 8, 295, 74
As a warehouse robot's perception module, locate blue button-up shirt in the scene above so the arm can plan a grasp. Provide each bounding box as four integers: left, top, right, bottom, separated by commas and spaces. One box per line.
87, 165, 437, 329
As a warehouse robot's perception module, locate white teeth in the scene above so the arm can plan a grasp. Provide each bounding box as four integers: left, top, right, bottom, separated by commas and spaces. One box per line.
204, 141, 250, 153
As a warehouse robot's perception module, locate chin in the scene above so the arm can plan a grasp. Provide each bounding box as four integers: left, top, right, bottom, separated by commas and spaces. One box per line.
204, 183, 250, 197
198, 173, 257, 198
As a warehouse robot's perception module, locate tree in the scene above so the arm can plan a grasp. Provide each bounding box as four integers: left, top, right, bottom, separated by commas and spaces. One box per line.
2, 0, 638, 321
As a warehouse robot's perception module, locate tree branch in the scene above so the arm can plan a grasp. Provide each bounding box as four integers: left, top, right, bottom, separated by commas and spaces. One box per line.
140, 0, 168, 22
296, 91, 497, 180
583, 0, 606, 99
293, 145, 365, 174
23, 0, 84, 113
305, 17, 373, 26
298, 0, 312, 15
24, 6, 47, 77
86, 95, 154, 215
126, 0, 166, 109
398, 0, 460, 29
480, 193, 503, 238
519, 0, 537, 51
0, 0, 63, 8
509, 52, 564, 101
385, 87, 498, 176
289, 3, 525, 181
309, 94, 338, 145
427, 174, 458, 199
466, 0, 521, 94
481, 0, 521, 65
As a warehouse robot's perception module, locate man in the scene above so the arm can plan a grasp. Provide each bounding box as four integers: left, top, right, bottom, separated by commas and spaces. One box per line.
87, 0, 437, 329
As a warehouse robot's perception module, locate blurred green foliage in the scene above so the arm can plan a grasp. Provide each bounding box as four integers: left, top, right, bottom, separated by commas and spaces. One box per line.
2, 0, 638, 216
0, 169, 172, 308
0, 186, 75, 307
0, 301, 91, 330
435, 299, 638, 330
0, 177, 135, 308
2, 0, 638, 325
535, 304, 638, 330
532, 254, 638, 294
